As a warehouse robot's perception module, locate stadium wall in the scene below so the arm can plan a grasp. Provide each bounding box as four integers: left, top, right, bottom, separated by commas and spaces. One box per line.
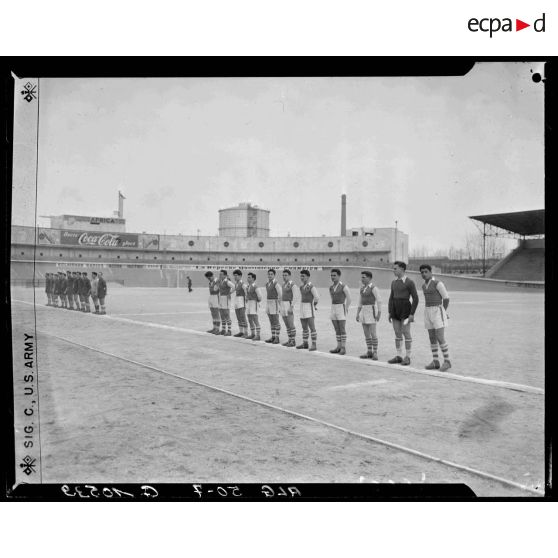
11, 226, 542, 291
12, 225, 403, 267
11, 259, 543, 292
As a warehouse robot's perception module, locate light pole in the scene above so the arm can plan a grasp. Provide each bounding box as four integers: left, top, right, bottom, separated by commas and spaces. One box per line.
482, 222, 486, 277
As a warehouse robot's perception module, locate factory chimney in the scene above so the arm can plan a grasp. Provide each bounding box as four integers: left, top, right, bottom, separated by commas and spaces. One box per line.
341, 194, 347, 236
118, 190, 125, 218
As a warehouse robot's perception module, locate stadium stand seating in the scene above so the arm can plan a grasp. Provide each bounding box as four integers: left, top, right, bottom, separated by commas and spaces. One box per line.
486, 240, 544, 282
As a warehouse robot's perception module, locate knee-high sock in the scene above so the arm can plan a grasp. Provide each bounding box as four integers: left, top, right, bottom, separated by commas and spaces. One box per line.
395, 336, 403, 356
404, 336, 412, 357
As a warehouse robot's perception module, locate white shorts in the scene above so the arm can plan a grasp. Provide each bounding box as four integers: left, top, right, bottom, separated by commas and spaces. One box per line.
424, 305, 448, 330
330, 303, 347, 321
281, 300, 294, 317
246, 300, 259, 315
234, 297, 246, 310
266, 299, 280, 315
208, 294, 219, 309
300, 302, 315, 319
361, 304, 378, 325
218, 295, 230, 310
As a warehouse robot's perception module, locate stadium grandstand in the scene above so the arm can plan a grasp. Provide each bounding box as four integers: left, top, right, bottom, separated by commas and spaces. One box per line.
11, 194, 411, 288
10, 196, 544, 291
469, 209, 545, 283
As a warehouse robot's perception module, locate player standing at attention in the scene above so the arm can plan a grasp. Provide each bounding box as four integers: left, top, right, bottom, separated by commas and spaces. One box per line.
388, 261, 419, 366
356, 270, 382, 359
97, 272, 108, 314
246, 272, 263, 341
52, 273, 58, 306
329, 269, 351, 355
280, 269, 299, 347
66, 270, 75, 310
59, 272, 68, 309
75, 272, 83, 311
297, 269, 319, 351
232, 269, 249, 338
81, 272, 92, 312
52, 271, 62, 308
205, 271, 221, 334
91, 271, 100, 314
57, 272, 64, 308
265, 269, 282, 344
74, 272, 83, 311
419, 264, 451, 371
45, 273, 52, 306
47, 273, 54, 306
218, 269, 235, 336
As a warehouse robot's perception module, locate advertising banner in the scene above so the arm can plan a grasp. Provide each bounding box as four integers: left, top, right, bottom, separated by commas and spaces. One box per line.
140, 234, 160, 250
60, 230, 139, 248
37, 228, 61, 245
37, 228, 160, 250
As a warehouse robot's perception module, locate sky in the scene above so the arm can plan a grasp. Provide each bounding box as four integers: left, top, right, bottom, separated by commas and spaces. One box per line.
30, 62, 545, 252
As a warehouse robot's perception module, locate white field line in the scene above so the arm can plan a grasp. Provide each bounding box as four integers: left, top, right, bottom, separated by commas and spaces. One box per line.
13, 299, 544, 396
36, 330, 543, 497
111, 311, 209, 316
451, 300, 528, 305
327, 379, 390, 390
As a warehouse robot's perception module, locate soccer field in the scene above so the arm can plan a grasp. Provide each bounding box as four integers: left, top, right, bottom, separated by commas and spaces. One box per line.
11, 285, 545, 496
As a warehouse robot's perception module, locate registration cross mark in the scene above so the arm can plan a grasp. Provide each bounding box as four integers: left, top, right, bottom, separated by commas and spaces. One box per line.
19, 455, 37, 475
21, 82, 37, 103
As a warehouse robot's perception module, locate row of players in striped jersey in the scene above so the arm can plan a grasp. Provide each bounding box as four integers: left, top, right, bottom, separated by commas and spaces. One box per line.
203, 262, 451, 371
44, 271, 108, 315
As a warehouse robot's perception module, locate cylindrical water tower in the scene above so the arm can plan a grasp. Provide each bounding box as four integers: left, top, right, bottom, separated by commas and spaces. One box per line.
219, 202, 270, 237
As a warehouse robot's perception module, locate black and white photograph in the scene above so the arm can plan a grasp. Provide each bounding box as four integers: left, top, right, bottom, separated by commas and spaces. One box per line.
7, 61, 547, 500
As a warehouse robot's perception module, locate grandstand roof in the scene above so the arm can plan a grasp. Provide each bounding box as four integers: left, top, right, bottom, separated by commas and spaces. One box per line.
469, 209, 545, 236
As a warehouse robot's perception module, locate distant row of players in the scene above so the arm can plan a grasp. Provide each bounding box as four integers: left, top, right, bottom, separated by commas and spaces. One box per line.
44, 271, 108, 314
204, 262, 452, 371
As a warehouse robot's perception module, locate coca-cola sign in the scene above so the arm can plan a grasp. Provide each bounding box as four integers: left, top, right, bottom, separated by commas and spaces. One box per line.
60, 230, 139, 248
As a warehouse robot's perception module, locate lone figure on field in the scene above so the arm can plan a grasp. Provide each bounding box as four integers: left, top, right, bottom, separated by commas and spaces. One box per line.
187, 276, 193, 292
419, 264, 451, 372
387, 261, 419, 366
